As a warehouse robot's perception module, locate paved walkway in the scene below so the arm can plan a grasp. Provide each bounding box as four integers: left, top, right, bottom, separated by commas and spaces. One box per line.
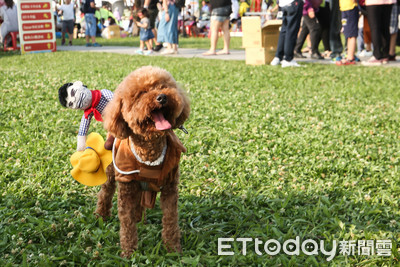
57, 45, 400, 67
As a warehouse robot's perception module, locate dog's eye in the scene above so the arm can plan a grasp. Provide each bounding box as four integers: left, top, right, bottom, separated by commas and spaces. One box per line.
68, 102, 73, 107
70, 89, 76, 97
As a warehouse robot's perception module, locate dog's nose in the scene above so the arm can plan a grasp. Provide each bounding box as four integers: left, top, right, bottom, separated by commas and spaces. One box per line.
156, 94, 167, 105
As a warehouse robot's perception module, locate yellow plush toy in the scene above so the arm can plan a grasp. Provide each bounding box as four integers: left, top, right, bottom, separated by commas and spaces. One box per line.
70, 132, 112, 186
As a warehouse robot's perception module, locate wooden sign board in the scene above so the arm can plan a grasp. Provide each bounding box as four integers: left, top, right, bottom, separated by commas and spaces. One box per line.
17, 0, 56, 54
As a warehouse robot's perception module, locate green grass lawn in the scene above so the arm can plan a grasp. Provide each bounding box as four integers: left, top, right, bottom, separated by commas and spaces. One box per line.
1, 51, 400, 266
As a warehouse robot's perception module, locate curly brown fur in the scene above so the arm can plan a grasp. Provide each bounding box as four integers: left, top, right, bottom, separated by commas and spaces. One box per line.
95, 164, 116, 220
95, 66, 189, 258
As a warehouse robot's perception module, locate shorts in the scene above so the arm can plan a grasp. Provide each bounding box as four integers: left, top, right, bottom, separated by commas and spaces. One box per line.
85, 13, 97, 37
211, 5, 231, 22
62, 20, 74, 34
341, 7, 359, 38
148, 8, 159, 29
390, 4, 399, 34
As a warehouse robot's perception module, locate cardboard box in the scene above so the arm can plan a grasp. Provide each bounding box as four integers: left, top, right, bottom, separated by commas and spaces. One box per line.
245, 47, 276, 65
102, 25, 121, 39
242, 17, 263, 48
242, 17, 282, 65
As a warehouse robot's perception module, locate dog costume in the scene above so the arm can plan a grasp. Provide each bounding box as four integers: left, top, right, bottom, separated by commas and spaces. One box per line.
112, 130, 186, 208
70, 132, 112, 186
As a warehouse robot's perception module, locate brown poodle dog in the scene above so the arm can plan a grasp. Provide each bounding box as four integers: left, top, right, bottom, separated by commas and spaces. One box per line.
95, 66, 190, 257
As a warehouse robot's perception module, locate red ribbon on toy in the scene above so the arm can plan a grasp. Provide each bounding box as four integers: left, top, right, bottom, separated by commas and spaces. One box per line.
84, 90, 102, 122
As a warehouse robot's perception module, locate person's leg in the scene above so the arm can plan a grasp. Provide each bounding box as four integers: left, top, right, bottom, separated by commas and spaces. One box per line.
217, 18, 230, 54
283, 0, 304, 61
62, 22, 66, 45
294, 17, 310, 54
68, 21, 74, 44
381, 4, 393, 59
329, 0, 343, 58
203, 19, 222, 55
317, 3, 331, 51
305, 15, 322, 55
140, 40, 145, 50
85, 15, 90, 45
366, 5, 383, 59
275, 9, 287, 60
363, 16, 372, 51
347, 36, 356, 60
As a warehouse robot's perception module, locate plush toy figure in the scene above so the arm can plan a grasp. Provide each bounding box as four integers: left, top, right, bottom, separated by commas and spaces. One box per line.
58, 81, 114, 151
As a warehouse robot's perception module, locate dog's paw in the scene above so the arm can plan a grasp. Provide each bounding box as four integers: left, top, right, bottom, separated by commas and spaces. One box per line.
120, 250, 134, 258
94, 210, 111, 221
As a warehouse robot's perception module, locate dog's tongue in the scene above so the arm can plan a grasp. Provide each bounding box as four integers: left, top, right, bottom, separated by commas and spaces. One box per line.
152, 111, 171, 130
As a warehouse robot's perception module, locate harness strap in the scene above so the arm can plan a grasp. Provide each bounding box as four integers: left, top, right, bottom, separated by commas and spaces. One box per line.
112, 138, 140, 175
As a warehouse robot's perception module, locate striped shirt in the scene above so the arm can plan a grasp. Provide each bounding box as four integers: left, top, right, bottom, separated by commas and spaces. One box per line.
78, 89, 114, 136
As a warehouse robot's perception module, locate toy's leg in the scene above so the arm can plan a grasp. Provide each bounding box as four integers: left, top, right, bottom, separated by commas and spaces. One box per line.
95, 163, 116, 220
118, 181, 141, 258
160, 180, 181, 252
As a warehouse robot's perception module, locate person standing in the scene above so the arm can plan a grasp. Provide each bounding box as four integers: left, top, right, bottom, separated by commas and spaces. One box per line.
270, 0, 304, 67
57, 0, 75, 46
83, 0, 102, 47
335, 0, 358, 65
0, 0, 18, 45
362, 0, 395, 65
202, 0, 232, 56
293, 0, 323, 60
144, 0, 164, 51
157, 0, 179, 54
329, 0, 343, 61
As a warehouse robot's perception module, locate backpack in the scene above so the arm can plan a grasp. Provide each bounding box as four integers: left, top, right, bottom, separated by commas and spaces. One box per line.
80, 0, 88, 14
175, 0, 185, 9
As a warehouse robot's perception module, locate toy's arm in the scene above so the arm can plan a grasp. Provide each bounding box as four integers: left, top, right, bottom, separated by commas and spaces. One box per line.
102, 89, 114, 103
77, 114, 92, 151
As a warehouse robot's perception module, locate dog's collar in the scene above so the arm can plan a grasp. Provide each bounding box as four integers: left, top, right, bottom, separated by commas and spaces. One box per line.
129, 137, 167, 166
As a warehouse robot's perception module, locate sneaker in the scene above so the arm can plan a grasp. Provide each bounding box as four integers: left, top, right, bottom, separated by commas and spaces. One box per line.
92, 42, 102, 47
311, 52, 324, 60
354, 56, 360, 62
68, 41, 72, 46
153, 43, 163, 52
294, 51, 306, 58
144, 50, 153, 55
135, 49, 144, 55
331, 56, 342, 64
281, 59, 301, 68
61, 38, 65, 46
361, 57, 383, 66
270, 57, 281, 66
358, 50, 373, 57
382, 58, 389, 64
85, 43, 92, 47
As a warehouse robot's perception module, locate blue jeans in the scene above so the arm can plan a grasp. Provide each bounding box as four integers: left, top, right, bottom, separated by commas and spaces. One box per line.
275, 0, 304, 61
85, 13, 97, 37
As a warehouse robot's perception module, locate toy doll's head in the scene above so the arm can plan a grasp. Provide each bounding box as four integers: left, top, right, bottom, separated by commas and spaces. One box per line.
58, 81, 92, 110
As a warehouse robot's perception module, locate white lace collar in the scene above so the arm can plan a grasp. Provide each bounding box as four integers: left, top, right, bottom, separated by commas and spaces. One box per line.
129, 137, 167, 166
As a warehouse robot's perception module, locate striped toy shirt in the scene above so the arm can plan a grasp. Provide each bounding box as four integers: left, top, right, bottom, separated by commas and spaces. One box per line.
78, 89, 114, 136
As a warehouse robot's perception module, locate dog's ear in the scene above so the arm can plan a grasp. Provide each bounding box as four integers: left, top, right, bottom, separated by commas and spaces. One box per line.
103, 94, 131, 139
175, 86, 190, 128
